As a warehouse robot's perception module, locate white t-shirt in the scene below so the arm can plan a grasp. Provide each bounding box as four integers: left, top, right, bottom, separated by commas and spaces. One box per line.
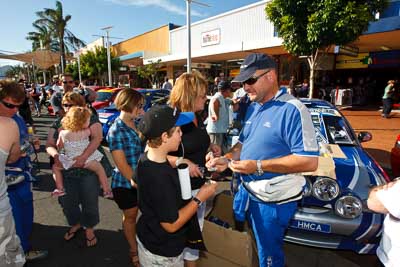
376, 182, 400, 267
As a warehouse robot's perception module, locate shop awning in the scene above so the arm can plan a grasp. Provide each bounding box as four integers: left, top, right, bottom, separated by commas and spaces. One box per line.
0, 50, 71, 69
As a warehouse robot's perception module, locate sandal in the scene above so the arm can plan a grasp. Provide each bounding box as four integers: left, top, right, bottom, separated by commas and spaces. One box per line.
85, 229, 97, 247
64, 227, 82, 241
86, 236, 97, 247
129, 250, 140, 267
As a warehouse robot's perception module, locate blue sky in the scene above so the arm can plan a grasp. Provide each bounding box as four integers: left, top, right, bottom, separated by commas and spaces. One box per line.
0, 0, 260, 66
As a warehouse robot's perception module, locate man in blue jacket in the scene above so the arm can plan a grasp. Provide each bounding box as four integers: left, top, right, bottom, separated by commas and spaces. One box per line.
207, 53, 319, 267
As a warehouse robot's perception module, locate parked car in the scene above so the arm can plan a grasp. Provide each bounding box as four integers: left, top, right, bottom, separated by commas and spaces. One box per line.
390, 134, 400, 177
47, 86, 109, 115
98, 89, 170, 138
92, 87, 122, 110
228, 98, 390, 254
281, 99, 390, 254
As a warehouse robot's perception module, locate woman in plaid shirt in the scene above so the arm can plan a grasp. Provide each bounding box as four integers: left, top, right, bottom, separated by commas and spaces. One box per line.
106, 89, 144, 267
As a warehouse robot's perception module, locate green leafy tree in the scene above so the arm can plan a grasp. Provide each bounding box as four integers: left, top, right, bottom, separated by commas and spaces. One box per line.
5, 65, 28, 80
136, 59, 162, 88
66, 46, 121, 85
266, 0, 387, 98
34, 1, 85, 70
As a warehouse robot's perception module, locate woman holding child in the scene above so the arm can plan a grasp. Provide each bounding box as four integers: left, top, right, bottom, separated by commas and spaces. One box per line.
46, 92, 108, 247
168, 70, 221, 267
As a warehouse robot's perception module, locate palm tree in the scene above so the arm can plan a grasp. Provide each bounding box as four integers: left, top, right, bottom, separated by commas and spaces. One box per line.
26, 22, 59, 51
34, 1, 85, 71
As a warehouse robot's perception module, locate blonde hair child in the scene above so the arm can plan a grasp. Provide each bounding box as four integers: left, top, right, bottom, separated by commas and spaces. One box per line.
51, 106, 112, 198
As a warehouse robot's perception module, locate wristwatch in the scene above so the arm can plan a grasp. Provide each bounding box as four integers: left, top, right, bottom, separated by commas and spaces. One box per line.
256, 160, 264, 176
192, 196, 202, 207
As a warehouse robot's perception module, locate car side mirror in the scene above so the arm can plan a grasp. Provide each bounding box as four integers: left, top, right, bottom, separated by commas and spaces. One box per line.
358, 131, 372, 143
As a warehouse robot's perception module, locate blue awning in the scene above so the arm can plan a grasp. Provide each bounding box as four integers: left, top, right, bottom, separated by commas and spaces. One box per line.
118, 51, 144, 61
366, 16, 400, 34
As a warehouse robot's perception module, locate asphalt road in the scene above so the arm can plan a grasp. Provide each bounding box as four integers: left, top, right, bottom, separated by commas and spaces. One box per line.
27, 113, 383, 267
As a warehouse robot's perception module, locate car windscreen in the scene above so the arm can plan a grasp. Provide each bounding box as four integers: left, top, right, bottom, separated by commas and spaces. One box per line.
96, 92, 112, 102
322, 115, 355, 145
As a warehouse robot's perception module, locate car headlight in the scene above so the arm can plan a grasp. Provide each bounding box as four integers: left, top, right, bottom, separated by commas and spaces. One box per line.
335, 195, 363, 219
312, 177, 340, 201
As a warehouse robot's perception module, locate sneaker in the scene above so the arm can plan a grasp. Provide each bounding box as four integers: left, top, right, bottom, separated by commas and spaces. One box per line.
25, 250, 48, 261
6, 175, 25, 186
51, 188, 66, 197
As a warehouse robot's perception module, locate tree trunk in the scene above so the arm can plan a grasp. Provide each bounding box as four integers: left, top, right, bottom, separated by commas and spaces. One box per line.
307, 50, 319, 99
59, 33, 65, 73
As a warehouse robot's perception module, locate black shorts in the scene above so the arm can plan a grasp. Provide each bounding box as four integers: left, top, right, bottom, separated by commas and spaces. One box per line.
112, 187, 138, 210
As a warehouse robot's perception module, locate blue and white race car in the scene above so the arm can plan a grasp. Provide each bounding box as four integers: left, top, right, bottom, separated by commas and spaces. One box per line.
284, 99, 390, 254
98, 89, 170, 138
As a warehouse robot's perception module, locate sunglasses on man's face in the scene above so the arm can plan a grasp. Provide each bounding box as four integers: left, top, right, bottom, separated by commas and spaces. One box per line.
243, 70, 271, 86
1, 100, 20, 109
63, 103, 74, 108
63, 81, 74, 84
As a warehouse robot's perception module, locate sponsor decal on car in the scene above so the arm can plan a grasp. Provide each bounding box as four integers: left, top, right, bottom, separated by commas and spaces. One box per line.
290, 219, 332, 233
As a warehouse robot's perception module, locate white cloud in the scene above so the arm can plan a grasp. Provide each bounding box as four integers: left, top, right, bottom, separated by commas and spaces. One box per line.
106, 0, 207, 17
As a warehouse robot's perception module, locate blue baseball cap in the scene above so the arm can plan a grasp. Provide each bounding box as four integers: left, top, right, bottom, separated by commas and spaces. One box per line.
138, 105, 194, 139
232, 53, 277, 83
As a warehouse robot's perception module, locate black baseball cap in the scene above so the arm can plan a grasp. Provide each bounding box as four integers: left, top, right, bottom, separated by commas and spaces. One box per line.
217, 81, 231, 91
138, 105, 194, 139
232, 53, 277, 83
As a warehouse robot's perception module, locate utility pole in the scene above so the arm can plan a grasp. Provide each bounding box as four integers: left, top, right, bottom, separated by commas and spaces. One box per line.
77, 52, 82, 84
40, 40, 46, 84
185, 0, 210, 73
101, 26, 113, 86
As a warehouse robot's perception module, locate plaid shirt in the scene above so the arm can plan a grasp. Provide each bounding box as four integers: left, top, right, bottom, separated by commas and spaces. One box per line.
107, 117, 142, 189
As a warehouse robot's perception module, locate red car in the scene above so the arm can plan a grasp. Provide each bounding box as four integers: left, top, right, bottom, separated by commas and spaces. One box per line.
391, 134, 400, 178
91, 88, 122, 110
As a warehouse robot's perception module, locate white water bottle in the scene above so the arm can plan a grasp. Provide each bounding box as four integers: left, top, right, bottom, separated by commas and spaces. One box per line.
177, 163, 192, 200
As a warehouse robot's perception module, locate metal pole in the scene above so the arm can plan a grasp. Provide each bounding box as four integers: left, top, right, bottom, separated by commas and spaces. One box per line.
40, 40, 46, 84
32, 59, 37, 83
186, 0, 192, 73
61, 54, 64, 74
77, 53, 82, 84
106, 30, 112, 86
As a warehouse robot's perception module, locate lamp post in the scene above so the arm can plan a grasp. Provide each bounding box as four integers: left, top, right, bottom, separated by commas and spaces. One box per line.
39, 40, 46, 84
101, 26, 113, 86
77, 51, 82, 84
185, 0, 210, 73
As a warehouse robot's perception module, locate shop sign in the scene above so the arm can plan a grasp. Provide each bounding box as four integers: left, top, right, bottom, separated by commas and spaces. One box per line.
336, 53, 370, 69
334, 45, 359, 57
119, 66, 128, 71
201, 29, 221, 47
369, 50, 400, 68
229, 69, 240, 77
191, 63, 212, 69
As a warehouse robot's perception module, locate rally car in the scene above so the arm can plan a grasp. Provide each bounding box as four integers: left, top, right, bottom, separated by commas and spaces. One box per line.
283, 99, 389, 254
92, 87, 122, 110
98, 89, 170, 138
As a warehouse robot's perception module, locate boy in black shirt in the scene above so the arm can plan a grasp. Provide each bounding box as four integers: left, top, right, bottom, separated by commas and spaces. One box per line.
136, 106, 217, 267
